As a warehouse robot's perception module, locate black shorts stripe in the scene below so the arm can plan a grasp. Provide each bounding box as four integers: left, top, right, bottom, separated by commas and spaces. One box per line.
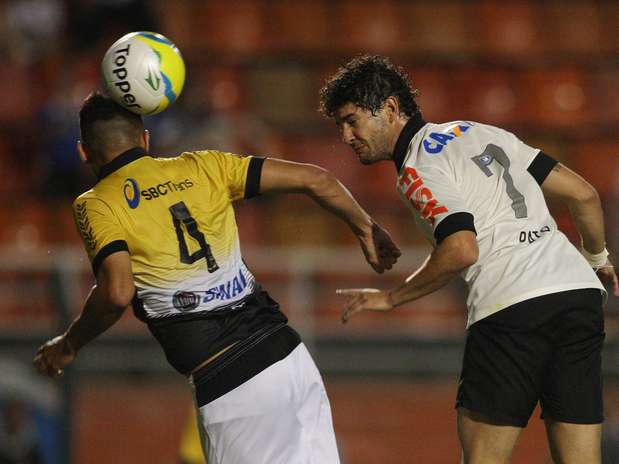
245, 156, 266, 199
527, 151, 558, 185
434, 212, 476, 245
92, 240, 129, 276
193, 324, 301, 407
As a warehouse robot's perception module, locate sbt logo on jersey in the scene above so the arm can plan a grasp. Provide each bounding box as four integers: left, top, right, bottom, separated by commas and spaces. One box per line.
398, 167, 448, 225
123, 178, 140, 209
423, 122, 473, 154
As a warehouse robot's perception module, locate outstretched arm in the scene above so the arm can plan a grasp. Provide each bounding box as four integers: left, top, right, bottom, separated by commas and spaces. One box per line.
541, 163, 618, 295
33, 251, 135, 377
338, 230, 477, 322
259, 158, 401, 273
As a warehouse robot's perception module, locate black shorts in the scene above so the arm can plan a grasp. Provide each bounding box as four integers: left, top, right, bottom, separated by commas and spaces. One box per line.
456, 288, 605, 427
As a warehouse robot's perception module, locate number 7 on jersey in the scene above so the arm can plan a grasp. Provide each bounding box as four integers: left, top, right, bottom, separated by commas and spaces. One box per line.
471, 144, 528, 219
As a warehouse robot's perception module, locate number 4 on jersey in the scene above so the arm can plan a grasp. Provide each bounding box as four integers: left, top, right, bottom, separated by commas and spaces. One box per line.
169, 201, 219, 272
471, 144, 528, 219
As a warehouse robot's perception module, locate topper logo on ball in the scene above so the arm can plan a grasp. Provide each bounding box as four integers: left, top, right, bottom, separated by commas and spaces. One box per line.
110, 44, 142, 110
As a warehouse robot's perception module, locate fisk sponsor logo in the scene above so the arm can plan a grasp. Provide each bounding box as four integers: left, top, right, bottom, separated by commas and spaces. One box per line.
398, 167, 448, 225
122, 178, 195, 208
423, 122, 473, 154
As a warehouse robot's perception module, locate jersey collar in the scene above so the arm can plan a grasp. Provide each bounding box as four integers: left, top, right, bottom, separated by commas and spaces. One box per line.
393, 112, 426, 172
97, 147, 149, 180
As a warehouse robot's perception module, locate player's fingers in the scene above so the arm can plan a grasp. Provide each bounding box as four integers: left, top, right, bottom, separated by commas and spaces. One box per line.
336, 289, 363, 297
342, 293, 370, 322
341, 302, 364, 324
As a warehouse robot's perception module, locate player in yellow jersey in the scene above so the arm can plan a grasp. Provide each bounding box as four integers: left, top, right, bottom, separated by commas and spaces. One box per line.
33, 92, 400, 463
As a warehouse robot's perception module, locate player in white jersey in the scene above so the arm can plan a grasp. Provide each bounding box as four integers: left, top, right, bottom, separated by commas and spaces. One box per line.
320, 55, 619, 464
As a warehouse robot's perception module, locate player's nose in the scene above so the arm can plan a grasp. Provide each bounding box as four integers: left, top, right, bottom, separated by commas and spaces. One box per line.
341, 126, 355, 145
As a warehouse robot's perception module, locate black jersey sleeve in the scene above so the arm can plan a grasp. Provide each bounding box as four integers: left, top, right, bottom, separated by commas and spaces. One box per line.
433, 212, 477, 245
527, 151, 558, 185
245, 156, 266, 199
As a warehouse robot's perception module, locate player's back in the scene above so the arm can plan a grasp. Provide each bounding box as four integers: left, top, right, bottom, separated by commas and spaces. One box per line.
398, 121, 604, 326
73, 148, 286, 374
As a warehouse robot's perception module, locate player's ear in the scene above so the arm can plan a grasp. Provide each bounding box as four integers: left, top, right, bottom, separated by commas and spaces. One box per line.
383, 96, 400, 123
77, 141, 89, 163
142, 129, 150, 152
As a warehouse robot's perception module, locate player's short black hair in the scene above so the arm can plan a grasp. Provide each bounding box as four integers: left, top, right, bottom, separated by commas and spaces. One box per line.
319, 55, 420, 118
79, 91, 144, 159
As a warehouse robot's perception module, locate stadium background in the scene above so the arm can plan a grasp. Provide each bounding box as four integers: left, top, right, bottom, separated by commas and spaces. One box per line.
0, 0, 618, 463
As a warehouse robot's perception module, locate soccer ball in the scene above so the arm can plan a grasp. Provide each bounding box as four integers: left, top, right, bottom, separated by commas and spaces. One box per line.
101, 31, 185, 115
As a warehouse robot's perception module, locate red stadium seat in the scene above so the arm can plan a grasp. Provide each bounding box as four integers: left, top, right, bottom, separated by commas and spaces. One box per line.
195, 1, 264, 54
521, 69, 592, 128
448, 67, 522, 126
539, 3, 602, 55
472, 1, 544, 59
598, 3, 619, 55
399, 2, 474, 56
263, 2, 329, 52
570, 141, 619, 199
332, 1, 402, 53
409, 67, 451, 122
589, 69, 619, 126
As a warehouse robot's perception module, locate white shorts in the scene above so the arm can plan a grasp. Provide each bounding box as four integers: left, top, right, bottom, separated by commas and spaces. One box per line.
194, 343, 340, 464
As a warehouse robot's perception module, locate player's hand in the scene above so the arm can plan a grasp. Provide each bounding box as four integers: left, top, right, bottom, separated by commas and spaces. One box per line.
337, 288, 394, 323
358, 223, 401, 273
33, 335, 76, 378
596, 257, 619, 297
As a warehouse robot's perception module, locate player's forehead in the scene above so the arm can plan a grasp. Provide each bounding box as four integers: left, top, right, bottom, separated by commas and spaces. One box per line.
334, 102, 368, 124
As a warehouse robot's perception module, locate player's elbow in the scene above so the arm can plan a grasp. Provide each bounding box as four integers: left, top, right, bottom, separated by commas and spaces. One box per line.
304, 165, 337, 195
570, 181, 599, 205
441, 231, 478, 271
103, 281, 135, 311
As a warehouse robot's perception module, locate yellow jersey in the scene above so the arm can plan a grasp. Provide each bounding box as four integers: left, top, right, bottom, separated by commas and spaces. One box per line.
73, 147, 287, 374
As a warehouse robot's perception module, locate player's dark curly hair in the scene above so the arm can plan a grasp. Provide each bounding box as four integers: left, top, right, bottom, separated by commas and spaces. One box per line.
79, 91, 144, 159
319, 55, 420, 118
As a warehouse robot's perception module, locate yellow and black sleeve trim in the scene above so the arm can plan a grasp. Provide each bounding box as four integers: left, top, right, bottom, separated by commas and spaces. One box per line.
92, 240, 129, 276
245, 156, 266, 199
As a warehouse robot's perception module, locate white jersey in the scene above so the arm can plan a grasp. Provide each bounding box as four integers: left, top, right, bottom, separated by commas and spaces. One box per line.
395, 119, 604, 327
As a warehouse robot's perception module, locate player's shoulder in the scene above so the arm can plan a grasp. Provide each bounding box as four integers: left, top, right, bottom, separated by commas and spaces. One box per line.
72, 188, 98, 208
180, 149, 243, 161
71, 189, 117, 219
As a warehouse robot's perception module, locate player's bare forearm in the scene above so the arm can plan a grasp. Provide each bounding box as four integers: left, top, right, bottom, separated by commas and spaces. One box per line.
567, 194, 606, 254
64, 285, 128, 352
390, 231, 478, 306
259, 158, 372, 235
259, 158, 400, 272
338, 231, 476, 322
306, 170, 373, 236
542, 163, 606, 253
